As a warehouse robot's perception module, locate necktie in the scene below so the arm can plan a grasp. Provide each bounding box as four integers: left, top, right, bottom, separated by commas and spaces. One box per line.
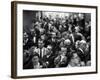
40, 48, 42, 59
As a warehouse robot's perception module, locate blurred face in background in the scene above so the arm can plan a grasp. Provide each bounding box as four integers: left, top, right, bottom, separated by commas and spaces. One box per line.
71, 53, 80, 65
80, 61, 85, 66
64, 39, 71, 46
23, 32, 28, 40
86, 61, 91, 66
23, 32, 28, 45
85, 21, 90, 32
48, 23, 54, 30
85, 21, 89, 27
61, 47, 67, 55
75, 40, 80, 49
35, 25, 39, 30
64, 32, 70, 39
48, 23, 52, 27
51, 33, 56, 42
59, 25, 63, 30
40, 28, 45, 35
46, 47, 52, 55
79, 41, 87, 50
35, 21, 39, 26
29, 46, 35, 54
41, 35, 46, 41
38, 40, 44, 49
32, 55, 39, 65
75, 26, 80, 33
30, 28, 35, 35
78, 13, 84, 20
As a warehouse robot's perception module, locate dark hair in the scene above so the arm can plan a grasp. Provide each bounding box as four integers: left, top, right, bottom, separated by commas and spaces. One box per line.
32, 53, 39, 58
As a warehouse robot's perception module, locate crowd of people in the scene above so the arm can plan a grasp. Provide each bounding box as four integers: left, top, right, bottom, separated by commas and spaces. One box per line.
23, 13, 91, 69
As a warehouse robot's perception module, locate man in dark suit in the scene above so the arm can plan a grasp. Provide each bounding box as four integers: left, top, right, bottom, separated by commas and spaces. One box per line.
28, 27, 40, 47
47, 32, 60, 54
42, 45, 55, 68
54, 47, 68, 68
23, 32, 34, 50
34, 40, 47, 60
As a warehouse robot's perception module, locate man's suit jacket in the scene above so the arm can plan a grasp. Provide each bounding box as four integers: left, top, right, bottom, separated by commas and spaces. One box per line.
23, 39, 34, 50
54, 55, 68, 67
35, 47, 47, 59
42, 54, 55, 68
47, 39, 60, 54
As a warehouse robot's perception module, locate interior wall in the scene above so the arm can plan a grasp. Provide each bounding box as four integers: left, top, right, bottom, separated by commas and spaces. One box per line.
0, 0, 99, 80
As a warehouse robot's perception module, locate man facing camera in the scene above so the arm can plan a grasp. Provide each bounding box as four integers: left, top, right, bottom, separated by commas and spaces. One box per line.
31, 53, 43, 69
42, 45, 55, 68
54, 47, 68, 68
34, 40, 47, 59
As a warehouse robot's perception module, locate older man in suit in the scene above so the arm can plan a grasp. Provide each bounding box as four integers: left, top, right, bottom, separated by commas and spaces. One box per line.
76, 40, 90, 64
42, 45, 55, 68
54, 47, 68, 68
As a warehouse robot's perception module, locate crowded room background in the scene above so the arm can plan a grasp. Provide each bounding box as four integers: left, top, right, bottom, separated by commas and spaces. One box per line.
23, 10, 91, 69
